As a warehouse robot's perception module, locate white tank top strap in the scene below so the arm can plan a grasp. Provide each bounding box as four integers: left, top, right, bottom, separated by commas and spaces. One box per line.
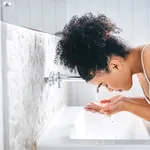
141, 44, 150, 104
141, 44, 150, 84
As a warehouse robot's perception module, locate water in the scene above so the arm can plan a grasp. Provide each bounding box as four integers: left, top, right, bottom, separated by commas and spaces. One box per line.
93, 87, 116, 139
93, 86, 115, 122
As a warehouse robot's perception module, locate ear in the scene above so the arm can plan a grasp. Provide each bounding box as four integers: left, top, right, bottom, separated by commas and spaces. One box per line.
109, 60, 122, 71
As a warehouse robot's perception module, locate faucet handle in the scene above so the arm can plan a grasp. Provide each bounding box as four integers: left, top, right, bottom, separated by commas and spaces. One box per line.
57, 72, 61, 88
44, 77, 49, 83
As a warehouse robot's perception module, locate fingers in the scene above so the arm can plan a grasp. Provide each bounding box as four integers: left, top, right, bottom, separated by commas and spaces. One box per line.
87, 102, 101, 109
85, 102, 107, 110
84, 105, 100, 111
84, 96, 122, 116
84, 101, 110, 111
84, 103, 107, 115
100, 99, 111, 103
85, 107, 106, 114
84, 107, 98, 113
84, 105, 116, 116
85, 108, 97, 113
84, 103, 120, 116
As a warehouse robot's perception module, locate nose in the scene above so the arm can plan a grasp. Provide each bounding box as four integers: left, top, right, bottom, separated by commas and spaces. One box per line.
105, 84, 113, 92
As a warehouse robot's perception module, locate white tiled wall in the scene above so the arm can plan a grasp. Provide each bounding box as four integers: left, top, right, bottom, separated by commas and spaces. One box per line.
2, 0, 67, 34
2, 0, 150, 37
66, 0, 150, 45
2, 23, 69, 150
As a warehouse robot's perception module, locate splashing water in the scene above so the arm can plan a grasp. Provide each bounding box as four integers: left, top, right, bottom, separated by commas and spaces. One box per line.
93, 86, 116, 123
93, 86, 116, 139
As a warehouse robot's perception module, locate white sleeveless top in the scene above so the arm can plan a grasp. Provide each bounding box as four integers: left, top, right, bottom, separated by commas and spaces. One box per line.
140, 44, 150, 138
141, 44, 150, 104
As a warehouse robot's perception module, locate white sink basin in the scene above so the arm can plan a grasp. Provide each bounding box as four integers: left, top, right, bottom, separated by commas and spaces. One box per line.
70, 110, 150, 140
37, 106, 150, 150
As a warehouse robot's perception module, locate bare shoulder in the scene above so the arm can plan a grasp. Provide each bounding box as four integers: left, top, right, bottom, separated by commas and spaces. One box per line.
142, 44, 150, 81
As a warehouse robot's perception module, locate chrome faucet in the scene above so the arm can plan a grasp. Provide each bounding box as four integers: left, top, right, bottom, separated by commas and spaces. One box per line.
44, 71, 83, 88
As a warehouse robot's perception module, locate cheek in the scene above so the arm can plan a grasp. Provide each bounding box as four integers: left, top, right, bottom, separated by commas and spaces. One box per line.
104, 75, 118, 88
106, 73, 125, 88
108, 73, 132, 89
107, 79, 119, 88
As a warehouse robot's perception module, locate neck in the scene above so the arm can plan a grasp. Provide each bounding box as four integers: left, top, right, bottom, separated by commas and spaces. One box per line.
127, 46, 144, 75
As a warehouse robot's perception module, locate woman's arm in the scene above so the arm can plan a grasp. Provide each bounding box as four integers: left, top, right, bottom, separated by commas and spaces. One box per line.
123, 100, 150, 122
85, 96, 150, 121
127, 97, 150, 107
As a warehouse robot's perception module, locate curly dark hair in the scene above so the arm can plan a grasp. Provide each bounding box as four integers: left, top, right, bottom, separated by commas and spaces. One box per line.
54, 13, 130, 81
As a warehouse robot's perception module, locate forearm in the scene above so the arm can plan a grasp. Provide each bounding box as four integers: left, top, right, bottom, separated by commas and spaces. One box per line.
123, 100, 150, 122
127, 97, 150, 107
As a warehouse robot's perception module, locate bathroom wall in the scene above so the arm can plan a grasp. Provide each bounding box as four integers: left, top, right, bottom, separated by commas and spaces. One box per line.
2, 0, 67, 34
0, 1, 4, 149
2, 23, 69, 150
0, 21, 4, 150
66, 0, 150, 45
2, 0, 150, 39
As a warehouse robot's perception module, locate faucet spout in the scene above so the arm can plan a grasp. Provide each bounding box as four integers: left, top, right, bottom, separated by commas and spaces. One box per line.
44, 71, 83, 88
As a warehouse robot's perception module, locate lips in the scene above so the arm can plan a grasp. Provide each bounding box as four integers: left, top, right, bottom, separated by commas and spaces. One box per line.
117, 89, 122, 92
110, 88, 123, 92
114, 89, 122, 92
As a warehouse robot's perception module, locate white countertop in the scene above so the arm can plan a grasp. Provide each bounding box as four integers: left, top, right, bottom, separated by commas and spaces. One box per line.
37, 106, 150, 150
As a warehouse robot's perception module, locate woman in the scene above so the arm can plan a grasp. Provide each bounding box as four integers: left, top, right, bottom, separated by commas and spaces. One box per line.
55, 13, 150, 122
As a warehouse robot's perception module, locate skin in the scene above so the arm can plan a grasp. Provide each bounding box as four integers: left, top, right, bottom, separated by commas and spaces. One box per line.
84, 44, 150, 121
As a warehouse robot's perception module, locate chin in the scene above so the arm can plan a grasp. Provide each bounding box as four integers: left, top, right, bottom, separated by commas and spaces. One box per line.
125, 83, 133, 91
123, 77, 133, 91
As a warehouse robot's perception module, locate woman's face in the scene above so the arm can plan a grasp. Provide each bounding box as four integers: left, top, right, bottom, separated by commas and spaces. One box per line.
88, 57, 133, 92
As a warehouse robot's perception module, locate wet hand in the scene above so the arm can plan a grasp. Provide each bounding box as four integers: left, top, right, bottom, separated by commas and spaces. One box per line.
84, 95, 127, 116
84, 101, 107, 114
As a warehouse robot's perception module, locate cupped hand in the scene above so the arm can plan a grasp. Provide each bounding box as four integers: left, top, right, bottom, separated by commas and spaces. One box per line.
84, 95, 127, 116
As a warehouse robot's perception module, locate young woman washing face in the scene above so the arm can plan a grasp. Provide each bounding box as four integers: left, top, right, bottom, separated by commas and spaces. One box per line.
55, 13, 150, 122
